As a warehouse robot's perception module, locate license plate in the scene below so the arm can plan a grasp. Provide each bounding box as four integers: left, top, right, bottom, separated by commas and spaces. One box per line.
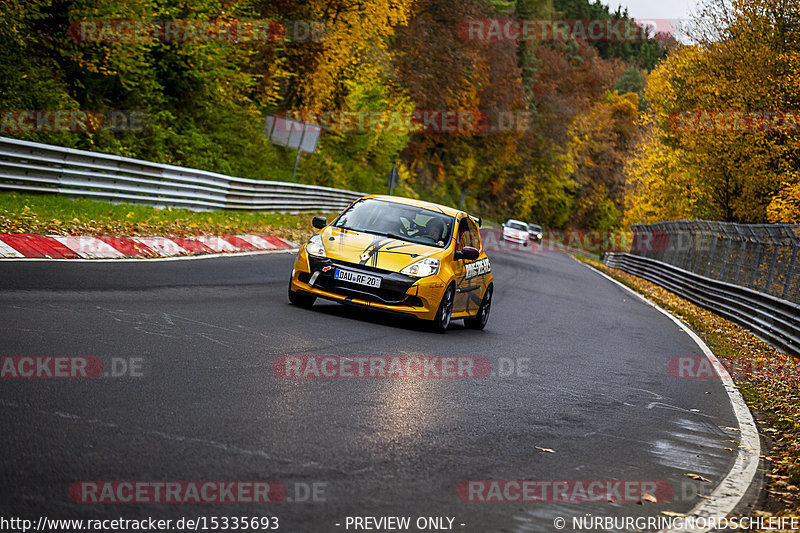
334, 269, 381, 288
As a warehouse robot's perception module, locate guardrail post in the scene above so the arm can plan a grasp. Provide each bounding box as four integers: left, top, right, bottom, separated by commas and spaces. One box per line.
733, 224, 747, 285
705, 225, 718, 278
642, 226, 653, 258
684, 222, 694, 271
681, 222, 691, 271
692, 227, 704, 274
749, 242, 762, 289
783, 244, 798, 300
734, 242, 746, 285
652, 225, 661, 259
720, 232, 733, 281
664, 223, 674, 264
765, 246, 779, 294
631, 226, 641, 256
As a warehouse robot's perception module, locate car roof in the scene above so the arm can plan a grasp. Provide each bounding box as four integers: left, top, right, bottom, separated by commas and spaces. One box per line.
362, 195, 464, 218
507, 219, 527, 226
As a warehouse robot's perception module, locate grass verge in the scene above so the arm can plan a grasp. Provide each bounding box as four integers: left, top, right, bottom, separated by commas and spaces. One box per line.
575, 255, 800, 526
0, 192, 335, 244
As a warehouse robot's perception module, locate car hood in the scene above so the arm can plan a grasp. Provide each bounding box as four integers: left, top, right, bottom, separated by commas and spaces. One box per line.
320, 226, 442, 272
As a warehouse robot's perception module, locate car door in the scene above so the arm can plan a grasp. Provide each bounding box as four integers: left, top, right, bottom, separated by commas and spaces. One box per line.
454, 216, 484, 315
452, 216, 470, 313
461, 217, 488, 315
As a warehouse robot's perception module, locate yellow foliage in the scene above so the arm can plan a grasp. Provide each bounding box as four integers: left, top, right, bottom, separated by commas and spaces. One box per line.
298, 0, 414, 110
624, 0, 800, 223
768, 173, 800, 223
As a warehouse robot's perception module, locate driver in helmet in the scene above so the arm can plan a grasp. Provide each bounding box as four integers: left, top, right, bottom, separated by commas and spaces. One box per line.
426, 218, 445, 245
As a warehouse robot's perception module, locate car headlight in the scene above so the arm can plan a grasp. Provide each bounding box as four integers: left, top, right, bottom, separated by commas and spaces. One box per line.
305, 234, 326, 257
400, 257, 440, 278
537, 233, 543, 239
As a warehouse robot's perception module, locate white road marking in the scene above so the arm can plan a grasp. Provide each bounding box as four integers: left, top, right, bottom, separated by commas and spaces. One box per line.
0, 239, 24, 257
580, 260, 761, 533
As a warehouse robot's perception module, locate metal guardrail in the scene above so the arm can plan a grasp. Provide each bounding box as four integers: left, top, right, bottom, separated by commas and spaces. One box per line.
630, 220, 800, 304
604, 252, 800, 357
0, 136, 364, 212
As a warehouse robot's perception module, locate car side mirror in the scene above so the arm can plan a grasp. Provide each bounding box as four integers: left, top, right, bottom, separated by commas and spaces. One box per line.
455, 246, 480, 261
312, 216, 327, 229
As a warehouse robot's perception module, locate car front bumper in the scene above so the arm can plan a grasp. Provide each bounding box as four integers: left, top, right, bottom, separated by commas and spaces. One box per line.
290, 249, 448, 321
502, 232, 528, 244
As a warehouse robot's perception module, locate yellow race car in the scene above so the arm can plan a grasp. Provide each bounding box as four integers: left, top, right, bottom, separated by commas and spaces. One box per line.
288, 195, 494, 332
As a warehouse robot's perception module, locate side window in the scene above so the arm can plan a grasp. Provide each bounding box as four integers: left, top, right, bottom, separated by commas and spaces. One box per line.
456, 218, 471, 250
467, 218, 481, 251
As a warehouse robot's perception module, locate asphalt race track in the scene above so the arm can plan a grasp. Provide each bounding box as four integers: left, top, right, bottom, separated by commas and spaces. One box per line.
0, 248, 744, 532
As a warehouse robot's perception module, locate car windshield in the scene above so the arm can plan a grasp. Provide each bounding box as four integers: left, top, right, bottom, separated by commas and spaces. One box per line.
528, 225, 542, 232
507, 221, 527, 231
334, 198, 455, 248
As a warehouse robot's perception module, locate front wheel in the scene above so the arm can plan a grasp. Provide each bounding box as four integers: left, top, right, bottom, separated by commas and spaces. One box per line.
288, 279, 316, 309
465, 285, 492, 330
430, 284, 455, 333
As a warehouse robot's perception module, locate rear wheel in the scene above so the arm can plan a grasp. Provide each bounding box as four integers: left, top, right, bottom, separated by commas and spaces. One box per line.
430, 284, 455, 333
465, 285, 492, 330
288, 279, 316, 309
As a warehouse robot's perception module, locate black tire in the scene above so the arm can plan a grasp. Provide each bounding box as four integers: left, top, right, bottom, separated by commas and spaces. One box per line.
430, 284, 455, 333
464, 285, 492, 330
288, 280, 316, 309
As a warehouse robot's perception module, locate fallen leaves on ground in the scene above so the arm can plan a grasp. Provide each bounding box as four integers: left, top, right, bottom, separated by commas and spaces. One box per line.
0, 201, 329, 245
685, 473, 712, 482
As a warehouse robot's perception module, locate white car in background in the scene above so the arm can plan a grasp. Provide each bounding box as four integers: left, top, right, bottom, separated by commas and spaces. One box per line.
502, 219, 529, 245
527, 223, 543, 244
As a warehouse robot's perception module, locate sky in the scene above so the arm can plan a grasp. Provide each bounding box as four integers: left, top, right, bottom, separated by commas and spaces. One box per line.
602, 0, 698, 20
601, 0, 700, 41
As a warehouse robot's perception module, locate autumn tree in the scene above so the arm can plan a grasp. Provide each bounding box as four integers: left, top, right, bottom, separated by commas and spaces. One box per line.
514, 39, 627, 227
566, 91, 639, 229
393, 0, 527, 213
624, 0, 800, 224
